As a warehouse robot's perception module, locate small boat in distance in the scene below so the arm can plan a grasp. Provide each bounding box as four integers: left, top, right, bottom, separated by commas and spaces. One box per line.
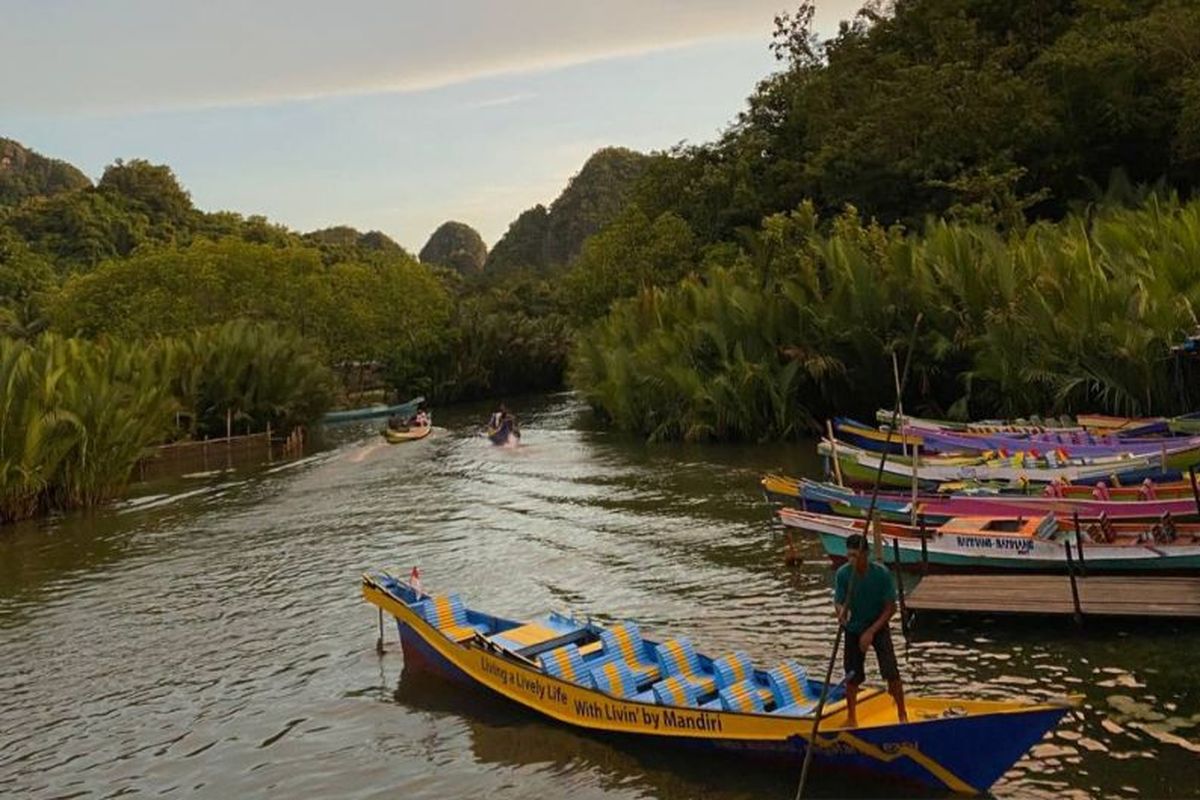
383, 425, 431, 443
381, 403, 432, 443
323, 395, 425, 424
362, 570, 1076, 794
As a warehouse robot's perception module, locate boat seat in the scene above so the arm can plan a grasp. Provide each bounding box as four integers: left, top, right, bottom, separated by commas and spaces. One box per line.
591, 659, 654, 703
718, 679, 767, 713
767, 660, 820, 716
654, 637, 717, 697
713, 651, 774, 704
650, 675, 721, 710
538, 644, 597, 689
417, 594, 490, 642
599, 622, 660, 685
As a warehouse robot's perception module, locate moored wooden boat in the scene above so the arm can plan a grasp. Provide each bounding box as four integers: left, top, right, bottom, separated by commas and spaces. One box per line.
820, 439, 1157, 488
762, 475, 1200, 522
362, 571, 1076, 794
383, 425, 432, 443
778, 508, 1200, 572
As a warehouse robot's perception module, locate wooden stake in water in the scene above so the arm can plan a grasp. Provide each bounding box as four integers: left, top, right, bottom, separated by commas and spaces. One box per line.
826, 419, 845, 487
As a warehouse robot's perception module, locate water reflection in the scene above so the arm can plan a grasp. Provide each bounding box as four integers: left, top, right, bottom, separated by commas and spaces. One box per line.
0, 394, 1197, 798
391, 666, 936, 800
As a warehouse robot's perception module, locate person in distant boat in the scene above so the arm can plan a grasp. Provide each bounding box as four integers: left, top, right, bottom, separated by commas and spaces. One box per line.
386, 413, 404, 431
410, 401, 431, 428
834, 533, 907, 728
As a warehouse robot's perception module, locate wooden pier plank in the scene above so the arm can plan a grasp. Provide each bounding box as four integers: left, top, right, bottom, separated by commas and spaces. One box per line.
907, 574, 1200, 618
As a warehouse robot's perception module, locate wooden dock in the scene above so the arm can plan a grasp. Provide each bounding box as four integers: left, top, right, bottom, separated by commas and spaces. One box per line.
906, 574, 1200, 619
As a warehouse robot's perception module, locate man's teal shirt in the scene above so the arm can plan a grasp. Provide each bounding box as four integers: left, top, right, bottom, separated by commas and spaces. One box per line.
834, 561, 897, 634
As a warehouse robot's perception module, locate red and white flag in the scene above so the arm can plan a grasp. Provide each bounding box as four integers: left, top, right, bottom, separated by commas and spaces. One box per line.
410, 566, 423, 598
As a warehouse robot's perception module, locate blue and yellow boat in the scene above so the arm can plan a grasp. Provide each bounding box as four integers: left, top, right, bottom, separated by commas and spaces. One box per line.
362, 570, 1076, 794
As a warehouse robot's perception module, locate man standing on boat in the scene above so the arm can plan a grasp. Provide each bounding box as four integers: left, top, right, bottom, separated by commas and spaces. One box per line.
834, 533, 907, 727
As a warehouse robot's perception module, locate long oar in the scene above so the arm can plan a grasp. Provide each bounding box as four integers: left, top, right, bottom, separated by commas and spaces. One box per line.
794, 314, 922, 800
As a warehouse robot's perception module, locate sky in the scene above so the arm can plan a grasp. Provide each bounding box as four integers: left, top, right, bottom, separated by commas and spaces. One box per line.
1, 1, 861, 250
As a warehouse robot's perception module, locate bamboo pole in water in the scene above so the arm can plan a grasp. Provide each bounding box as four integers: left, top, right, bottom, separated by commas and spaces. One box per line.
826, 419, 844, 487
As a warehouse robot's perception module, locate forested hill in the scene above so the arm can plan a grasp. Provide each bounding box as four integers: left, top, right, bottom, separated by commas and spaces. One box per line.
0, 139, 91, 207
627, 0, 1200, 244
485, 146, 649, 273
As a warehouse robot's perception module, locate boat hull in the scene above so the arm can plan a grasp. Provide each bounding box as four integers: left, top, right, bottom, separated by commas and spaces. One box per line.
779, 510, 1200, 573
364, 578, 1071, 794
383, 426, 431, 443
763, 476, 1200, 522
323, 396, 425, 424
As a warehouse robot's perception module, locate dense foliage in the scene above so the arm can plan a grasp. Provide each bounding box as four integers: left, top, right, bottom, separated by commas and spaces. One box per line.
629, 0, 1200, 242
46, 238, 452, 369
571, 196, 1200, 441
0, 323, 332, 523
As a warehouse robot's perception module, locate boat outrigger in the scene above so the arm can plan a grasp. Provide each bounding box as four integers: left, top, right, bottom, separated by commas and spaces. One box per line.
363, 570, 1075, 794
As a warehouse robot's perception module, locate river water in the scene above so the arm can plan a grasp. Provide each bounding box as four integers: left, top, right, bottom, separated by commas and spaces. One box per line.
1, 394, 1197, 799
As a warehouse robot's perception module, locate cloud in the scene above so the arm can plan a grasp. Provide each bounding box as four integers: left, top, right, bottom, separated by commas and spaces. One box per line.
0, 0, 748, 113
466, 93, 537, 110
0, 0, 843, 114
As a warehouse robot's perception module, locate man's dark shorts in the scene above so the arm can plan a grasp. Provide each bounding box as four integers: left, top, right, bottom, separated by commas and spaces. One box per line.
844, 626, 900, 684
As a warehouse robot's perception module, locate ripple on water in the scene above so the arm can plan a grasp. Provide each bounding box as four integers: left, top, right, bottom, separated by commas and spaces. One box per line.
1, 396, 1197, 798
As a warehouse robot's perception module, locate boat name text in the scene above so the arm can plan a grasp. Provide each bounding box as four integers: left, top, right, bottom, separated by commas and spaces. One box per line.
954, 535, 1033, 554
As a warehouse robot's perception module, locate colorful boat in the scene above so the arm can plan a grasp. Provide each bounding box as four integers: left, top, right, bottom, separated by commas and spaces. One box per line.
322, 396, 425, 424
904, 427, 1200, 470
875, 410, 1080, 435
838, 418, 1200, 467
362, 571, 1076, 794
878, 410, 1173, 439
820, 439, 1157, 488
383, 425, 432, 443
762, 476, 1200, 523
778, 508, 1200, 572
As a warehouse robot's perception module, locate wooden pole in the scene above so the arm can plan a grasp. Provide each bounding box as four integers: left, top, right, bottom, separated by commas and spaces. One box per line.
918, 514, 929, 573
910, 442, 920, 527
1064, 543, 1082, 624
226, 408, 232, 440
1073, 511, 1086, 576
376, 607, 385, 654
892, 536, 910, 640
1189, 466, 1200, 517
892, 351, 907, 458
794, 625, 845, 800
826, 419, 845, 487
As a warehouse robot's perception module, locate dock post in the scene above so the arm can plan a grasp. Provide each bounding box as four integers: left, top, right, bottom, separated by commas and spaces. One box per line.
1190, 466, 1200, 516
1064, 543, 1083, 624
918, 514, 929, 574
376, 608, 385, 654
892, 537, 911, 639
1073, 511, 1087, 576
